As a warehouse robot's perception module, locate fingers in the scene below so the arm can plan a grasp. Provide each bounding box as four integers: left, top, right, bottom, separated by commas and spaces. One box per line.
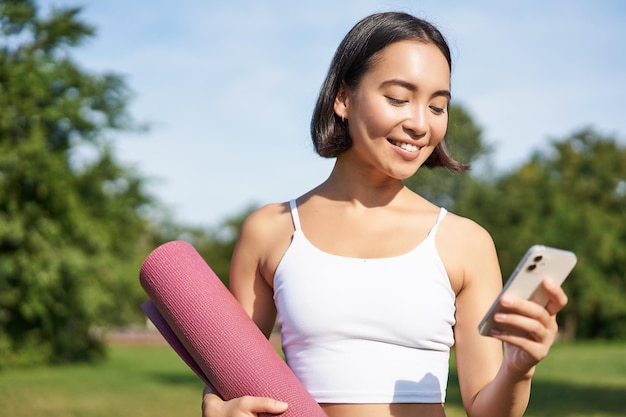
491, 308, 556, 361
489, 283, 567, 365
492, 308, 554, 342
237, 396, 289, 414
227, 396, 288, 417
493, 277, 568, 334
542, 279, 569, 315
202, 394, 288, 417
494, 292, 557, 333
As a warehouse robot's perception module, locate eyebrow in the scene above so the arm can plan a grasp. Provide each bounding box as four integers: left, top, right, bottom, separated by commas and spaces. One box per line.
380, 78, 452, 100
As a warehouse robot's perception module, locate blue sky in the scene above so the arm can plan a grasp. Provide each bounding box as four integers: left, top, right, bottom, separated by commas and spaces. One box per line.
39, 0, 626, 228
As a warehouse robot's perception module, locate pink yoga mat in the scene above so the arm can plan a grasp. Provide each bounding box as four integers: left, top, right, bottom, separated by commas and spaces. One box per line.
139, 240, 326, 417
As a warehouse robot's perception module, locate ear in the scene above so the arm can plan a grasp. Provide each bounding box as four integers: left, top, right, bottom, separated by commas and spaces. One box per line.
333, 81, 349, 120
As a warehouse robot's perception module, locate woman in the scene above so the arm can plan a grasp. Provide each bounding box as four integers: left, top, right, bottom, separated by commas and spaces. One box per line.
202, 12, 567, 417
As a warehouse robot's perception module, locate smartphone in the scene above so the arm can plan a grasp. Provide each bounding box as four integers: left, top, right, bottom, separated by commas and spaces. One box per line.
478, 245, 577, 336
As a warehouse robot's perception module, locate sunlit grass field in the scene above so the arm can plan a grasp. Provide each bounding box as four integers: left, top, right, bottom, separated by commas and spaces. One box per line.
0, 341, 624, 416
445, 341, 626, 417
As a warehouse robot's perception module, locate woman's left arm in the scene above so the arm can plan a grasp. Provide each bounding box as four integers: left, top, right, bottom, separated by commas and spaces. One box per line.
445, 219, 568, 417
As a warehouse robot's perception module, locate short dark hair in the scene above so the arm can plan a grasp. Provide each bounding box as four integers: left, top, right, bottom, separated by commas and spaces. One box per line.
310, 12, 468, 172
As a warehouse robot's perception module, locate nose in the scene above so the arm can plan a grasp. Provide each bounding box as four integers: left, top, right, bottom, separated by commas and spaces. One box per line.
403, 105, 427, 137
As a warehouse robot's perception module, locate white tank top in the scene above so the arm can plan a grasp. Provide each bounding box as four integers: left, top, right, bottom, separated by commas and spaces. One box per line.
273, 199, 456, 404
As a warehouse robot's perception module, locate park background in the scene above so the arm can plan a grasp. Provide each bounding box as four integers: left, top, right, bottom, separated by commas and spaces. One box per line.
0, 0, 625, 416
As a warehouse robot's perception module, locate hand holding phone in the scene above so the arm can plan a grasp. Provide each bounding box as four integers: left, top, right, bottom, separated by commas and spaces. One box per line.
478, 245, 577, 336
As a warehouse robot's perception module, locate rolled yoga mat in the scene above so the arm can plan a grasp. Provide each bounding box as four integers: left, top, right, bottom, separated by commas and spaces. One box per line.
139, 240, 327, 417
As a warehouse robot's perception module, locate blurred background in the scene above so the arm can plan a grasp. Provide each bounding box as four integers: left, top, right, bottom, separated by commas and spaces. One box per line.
57, 0, 626, 229
0, 1, 625, 416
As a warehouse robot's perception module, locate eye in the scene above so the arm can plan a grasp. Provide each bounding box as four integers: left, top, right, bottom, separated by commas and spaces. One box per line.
429, 105, 446, 115
385, 96, 408, 106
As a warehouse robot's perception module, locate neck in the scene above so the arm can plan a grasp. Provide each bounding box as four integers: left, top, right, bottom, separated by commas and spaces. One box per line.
314, 158, 407, 209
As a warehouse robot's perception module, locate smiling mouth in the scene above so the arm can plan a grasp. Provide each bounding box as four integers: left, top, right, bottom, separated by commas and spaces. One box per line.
388, 139, 420, 153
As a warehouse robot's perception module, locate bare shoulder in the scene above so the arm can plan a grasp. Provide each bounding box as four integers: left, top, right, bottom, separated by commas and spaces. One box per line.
241, 202, 293, 238
439, 211, 495, 250
236, 202, 294, 282
436, 211, 499, 293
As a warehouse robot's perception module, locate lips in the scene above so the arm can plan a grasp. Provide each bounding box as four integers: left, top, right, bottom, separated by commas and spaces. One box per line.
388, 139, 420, 153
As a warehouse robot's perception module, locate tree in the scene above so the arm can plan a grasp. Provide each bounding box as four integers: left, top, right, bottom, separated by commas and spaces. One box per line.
457, 128, 626, 339
175, 205, 257, 287
404, 103, 493, 208
0, 0, 156, 367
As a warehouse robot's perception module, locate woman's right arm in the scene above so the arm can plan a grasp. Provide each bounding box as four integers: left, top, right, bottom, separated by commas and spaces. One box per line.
201, 205, 291, 417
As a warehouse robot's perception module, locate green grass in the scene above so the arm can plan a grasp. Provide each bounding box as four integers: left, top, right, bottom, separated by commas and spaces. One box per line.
0, 342, 624, 416
445, 341, 626, 417
0, 345, 203, 417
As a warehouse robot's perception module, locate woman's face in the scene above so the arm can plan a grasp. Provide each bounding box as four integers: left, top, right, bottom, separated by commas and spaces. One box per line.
334, 40, 451, 180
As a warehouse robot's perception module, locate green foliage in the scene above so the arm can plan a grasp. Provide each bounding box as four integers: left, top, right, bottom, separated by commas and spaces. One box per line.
457, 128, 626, 339
159, 205, 257, 287
0, 1, 156, 367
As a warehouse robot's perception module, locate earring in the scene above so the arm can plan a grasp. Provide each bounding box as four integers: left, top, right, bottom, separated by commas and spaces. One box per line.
341, 114, 346, 123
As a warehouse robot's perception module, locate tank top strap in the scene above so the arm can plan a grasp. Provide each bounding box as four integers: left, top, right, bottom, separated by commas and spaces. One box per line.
427, 207, 448, 238
288, 200, 445, 237
289, 199, 302, 231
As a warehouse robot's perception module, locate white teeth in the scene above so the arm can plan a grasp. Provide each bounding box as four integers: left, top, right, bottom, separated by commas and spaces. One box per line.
390, 140, 420, 152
